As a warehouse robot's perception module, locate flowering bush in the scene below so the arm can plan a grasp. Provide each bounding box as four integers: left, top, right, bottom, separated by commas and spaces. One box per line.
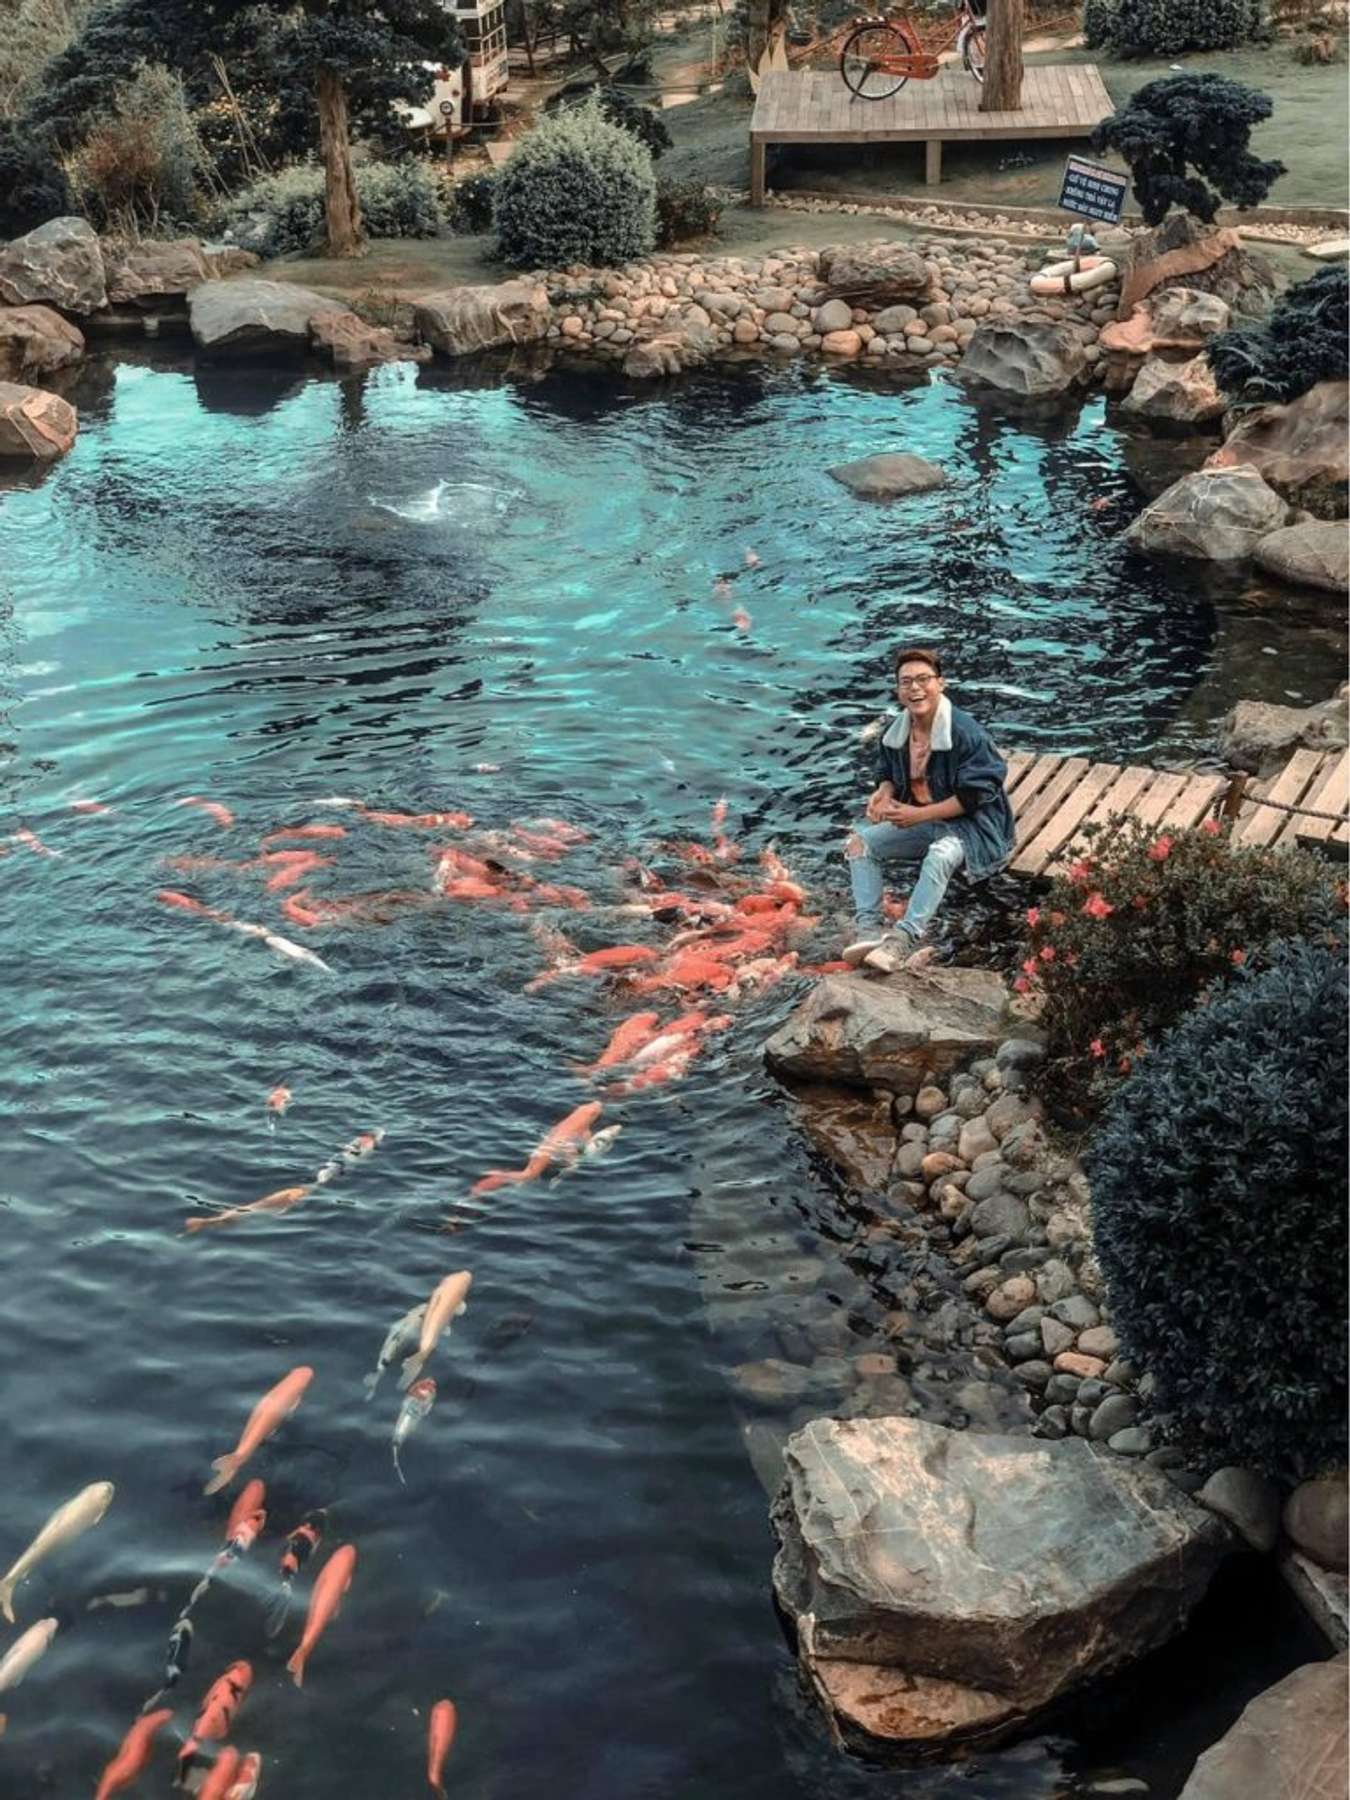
1087, 939, 1348, 1480
1015, 812, 1344, 1111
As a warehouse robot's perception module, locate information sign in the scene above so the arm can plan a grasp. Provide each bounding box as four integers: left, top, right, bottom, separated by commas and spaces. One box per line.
1058, 156, 1128, 225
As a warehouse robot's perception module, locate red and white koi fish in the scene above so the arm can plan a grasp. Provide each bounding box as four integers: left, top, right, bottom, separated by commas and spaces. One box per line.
286, 1543, 356, 1688
732, 608, 752, 633
730, 951, 800, 996
524, 944, 658, 994
758, 846, 805, 900
266, 1083, 292, 1118
183, 1185, 311, 1234
185, 1483, 267, 1609
427, 1699, 458, 1796
265, 1508, 326, 1639
524, 818, 589, 845
11, 827, 61, 858
744, 548, 761, 568
472, 762, 501, 774
573, 1011, 662, 1076
178, 1660, 251, 1782
0, 1617, 57, 1737
70, 799, 114, 815
226, 1752, 262, 1799
198, 1747, 242, 1800
260, 824, 348, 845
393, 1377, 437, 1484
203, 1367, 313, 1496
176, 797, 235, 829
400, 1273, 472, 1389
360, 808, 473, 830
469, 1101, 603, 1196
313, 1126, 383, 1187
95, 1708, 174, 1799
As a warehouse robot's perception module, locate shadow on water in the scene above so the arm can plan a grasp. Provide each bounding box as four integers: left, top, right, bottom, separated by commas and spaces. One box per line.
0, 349, 1341, 1799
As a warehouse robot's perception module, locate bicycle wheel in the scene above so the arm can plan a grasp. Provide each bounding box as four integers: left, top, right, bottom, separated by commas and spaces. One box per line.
840, 23, 910, 99
960, 22, 986, 79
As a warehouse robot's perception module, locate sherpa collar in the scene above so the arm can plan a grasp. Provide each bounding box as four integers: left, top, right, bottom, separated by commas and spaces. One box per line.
881, 693, 953, 752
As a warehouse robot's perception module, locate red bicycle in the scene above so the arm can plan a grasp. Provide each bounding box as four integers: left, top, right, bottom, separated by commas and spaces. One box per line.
839, 0, 987, 97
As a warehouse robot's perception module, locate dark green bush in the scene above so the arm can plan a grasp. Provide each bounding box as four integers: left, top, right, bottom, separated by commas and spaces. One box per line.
214, 158, 444, 257
1105, 0, 1265, 53
655, 177, 723, 247
494, 98, 655, 271
1207, 267, 1349, 406
1082, 0, 1120, 48
0, 120, 73, 237
1086, 939, 1348, 1480
1091, 74, 1285, 225
1015, 813, 1345, 1113
448, 169, 497, 233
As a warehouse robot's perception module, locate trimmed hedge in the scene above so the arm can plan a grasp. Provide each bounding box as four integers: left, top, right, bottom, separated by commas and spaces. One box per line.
1093, 0, 1266, 54
1086, 940, 1348, 1480
494, 98, 655, 270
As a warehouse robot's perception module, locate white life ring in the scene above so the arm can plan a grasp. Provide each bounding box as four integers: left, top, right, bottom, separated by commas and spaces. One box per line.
1029, 255, 1118, 296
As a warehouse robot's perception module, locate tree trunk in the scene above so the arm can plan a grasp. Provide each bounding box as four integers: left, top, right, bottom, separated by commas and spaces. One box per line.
747, 0, 784, 76
979, 0, 1024, 112
316, 65, 364, 259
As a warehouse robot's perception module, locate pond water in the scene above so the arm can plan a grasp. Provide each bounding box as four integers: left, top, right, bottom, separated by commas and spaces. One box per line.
0, 350, 1339, 1799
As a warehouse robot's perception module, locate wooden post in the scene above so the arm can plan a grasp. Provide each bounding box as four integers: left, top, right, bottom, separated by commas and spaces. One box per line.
980, 0, 1024, 113
750, 137, 766, 206
1222, 772, 1248, 819
924, 138, 942, 185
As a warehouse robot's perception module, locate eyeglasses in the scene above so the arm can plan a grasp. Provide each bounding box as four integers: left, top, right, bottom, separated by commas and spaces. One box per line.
897, 674, 937, 690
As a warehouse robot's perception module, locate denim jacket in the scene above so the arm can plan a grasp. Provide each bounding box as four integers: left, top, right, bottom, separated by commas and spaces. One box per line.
874, 696, 1015, 879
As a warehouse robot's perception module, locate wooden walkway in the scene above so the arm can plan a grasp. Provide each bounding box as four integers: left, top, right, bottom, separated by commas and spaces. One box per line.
1004, 747, 1350, 878
748, 64, 1113, 202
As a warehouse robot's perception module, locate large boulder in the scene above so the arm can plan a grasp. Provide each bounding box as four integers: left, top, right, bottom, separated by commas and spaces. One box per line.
1123, 467, 1290, 561
104, 237, 213, 305
1284, 1475, 1349, 1573
1206, 381, 1349, 520
828, 453, 948, 499
414, 280, 550, 358
764, 969, 1014, 1094
817, 243, 932, 304
1254, 522, 1350, 594
309, 308, 430, 371
1218, 689, 1349, 776
188, 278, 335, 354
0, 216, 107, 314
0, 305, 84, 379
1100, 286, 1232, 356
1178, 1655, 1348, 1800
1120, 352, 1226, 429
956, 320, 1090, 402
772, 1417, 1232, 1753
0, 379, 77, 460
622, 321, 716, 380
1115, 214, 1276, 323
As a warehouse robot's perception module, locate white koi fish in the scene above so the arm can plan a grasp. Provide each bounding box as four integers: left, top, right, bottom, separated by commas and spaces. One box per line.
0, 1617, 57, 1735
0, 1482, 114, 1623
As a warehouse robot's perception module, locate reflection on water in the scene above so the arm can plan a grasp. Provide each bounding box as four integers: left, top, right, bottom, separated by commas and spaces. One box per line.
0, 352, 1340, 1798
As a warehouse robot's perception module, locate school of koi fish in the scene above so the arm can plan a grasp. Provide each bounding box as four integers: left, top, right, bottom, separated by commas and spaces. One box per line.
2, 784, 852, 1795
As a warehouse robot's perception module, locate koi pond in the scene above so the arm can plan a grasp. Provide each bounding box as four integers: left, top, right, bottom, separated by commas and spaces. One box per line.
1, 349, 1340, 1799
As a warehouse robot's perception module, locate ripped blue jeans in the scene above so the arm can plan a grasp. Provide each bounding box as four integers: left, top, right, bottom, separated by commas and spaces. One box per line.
845, 821, 965, 939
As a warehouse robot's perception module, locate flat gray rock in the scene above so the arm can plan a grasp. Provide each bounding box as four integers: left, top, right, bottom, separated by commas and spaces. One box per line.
188, 278, 334, 353
772, 1416, 1232, 1751
1254, 522, 1349, 594
1218, 690, 1348, 777
828, 453, 948, 499
1123, 467, 1289, 561
818, 243, 932, 302
1179, 1654, 1347, 1800
764, 970, 1013, 1094
956, 320, 1091, 401
414, 280, 549, 358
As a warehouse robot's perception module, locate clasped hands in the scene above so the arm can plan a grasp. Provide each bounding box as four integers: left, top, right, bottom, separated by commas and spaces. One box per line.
865, 786, 925, 829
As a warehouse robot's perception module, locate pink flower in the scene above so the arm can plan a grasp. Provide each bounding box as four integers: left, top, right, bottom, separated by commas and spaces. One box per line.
1040, 944, 1056, 962
1148, 836, 1173, 861
1013, 975, 1032, 994
1200, 817, 1221, 837
1082, 891, 1114, 920
1068, 860, 1093, 886
1090, 1038, 1105, 1058
1026, 906, 1041, 928
1022, 956, 1039, 975
1230, 948, 1246, 966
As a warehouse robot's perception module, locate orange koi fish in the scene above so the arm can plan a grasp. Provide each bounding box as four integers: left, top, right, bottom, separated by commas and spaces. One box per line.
400, 1273, 473, 1389
183, 1185, 311, 1234
227, 1752, 262, 1799
281, 890, 324, 928
574, 1011, 663, 1075
198, 1747, 242, 1800
286, 1543, 356, 1688
178, 1660, 251, 1780
260, 824, 348, 845
361, 809, 473, 830
802, 959, 855, 975
527, 882, 591, 909
95, 1708, 174, 1799
526, 818, 589, 844
176, 797, 235, 829
70, 798, 114, 814
732, 608, 752, 632
470, 1101, 603, 1197
13, 827, 61, 858
265, 853, 334, 892
266, 1084, 292, 1117
203, 1367, 313, 1495
427, 1699, 458, 1796
225, 1480, 267, 1544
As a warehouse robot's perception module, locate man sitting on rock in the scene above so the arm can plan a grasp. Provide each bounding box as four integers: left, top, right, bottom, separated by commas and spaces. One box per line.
843, 647, 1014, 974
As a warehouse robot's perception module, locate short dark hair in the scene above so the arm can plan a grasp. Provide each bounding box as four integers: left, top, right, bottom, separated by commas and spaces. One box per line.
892, 647, 943, 678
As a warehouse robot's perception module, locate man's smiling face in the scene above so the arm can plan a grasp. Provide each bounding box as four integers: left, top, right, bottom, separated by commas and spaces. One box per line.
896, 658, 943, 724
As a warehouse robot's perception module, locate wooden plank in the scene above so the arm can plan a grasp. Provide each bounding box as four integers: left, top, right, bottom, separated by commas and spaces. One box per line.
1077, 762, 1157, 841
1010, 755, 1091, 853
1157, 771, 1226, 833
1002, 750, 1032, 792
1008, 753, 1062, 815
1290, 748, 1350, 850
925, 137, 942, 184
1233, 748, 1325, 848
1015, 760, 1122, 876
1126, 768, 1188, 829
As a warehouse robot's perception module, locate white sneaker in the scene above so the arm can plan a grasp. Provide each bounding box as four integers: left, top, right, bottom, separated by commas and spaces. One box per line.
862, 931, 916, 975
841, 934, 886, 966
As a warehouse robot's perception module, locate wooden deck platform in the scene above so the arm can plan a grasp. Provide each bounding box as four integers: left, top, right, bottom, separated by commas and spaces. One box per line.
748, 64, 1113, 203
1004, 748, 1350, 878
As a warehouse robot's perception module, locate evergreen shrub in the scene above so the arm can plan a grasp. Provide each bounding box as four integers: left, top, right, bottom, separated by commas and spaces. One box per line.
0, 121, 73, 237
1014, 813, 1345, 1111
655, 178, 723, 246
1106, 0, 1265, 53
1207, 267, 1349, 406
494, 99, 656, 270
1091, 74, 1284, 224
215, 158, 444, 257
1086, 939, 1348, 1480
